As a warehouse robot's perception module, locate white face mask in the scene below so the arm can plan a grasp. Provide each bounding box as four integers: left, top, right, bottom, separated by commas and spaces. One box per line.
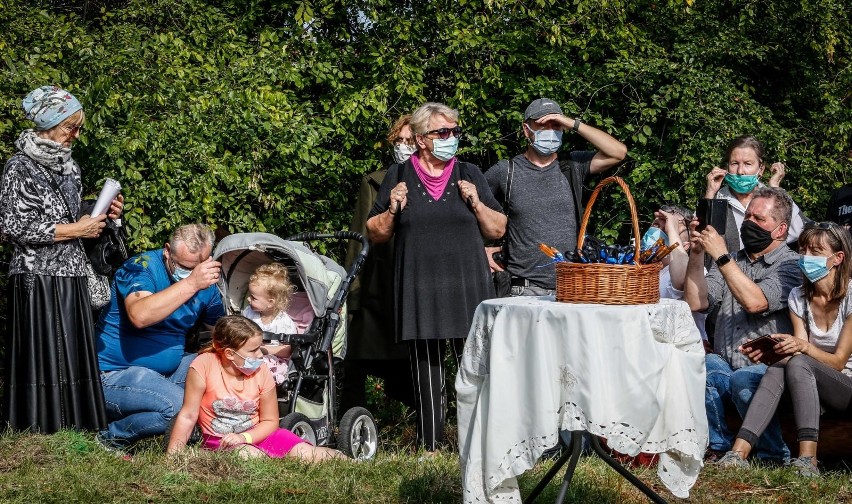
527, 125, 563, 156
393, 143, 416, 164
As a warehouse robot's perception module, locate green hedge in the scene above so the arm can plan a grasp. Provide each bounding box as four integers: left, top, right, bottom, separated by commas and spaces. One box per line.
0, 0, 849, 250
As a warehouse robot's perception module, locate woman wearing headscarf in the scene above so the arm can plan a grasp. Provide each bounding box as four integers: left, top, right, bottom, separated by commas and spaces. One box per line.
366, 102, 506, 453
1, 85, 124, 433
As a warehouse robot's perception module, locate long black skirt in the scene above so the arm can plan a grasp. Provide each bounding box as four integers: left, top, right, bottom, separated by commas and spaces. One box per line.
2, 274, 107, 433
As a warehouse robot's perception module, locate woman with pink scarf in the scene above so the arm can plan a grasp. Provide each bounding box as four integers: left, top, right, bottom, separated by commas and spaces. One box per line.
366, 102, 506, 454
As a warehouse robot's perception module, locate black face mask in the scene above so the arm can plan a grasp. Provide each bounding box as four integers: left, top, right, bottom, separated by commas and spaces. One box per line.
740, 220, 776, 254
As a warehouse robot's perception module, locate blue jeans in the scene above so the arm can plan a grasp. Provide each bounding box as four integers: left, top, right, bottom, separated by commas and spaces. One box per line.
705, 353, 790, 460
99, 353, 196, 446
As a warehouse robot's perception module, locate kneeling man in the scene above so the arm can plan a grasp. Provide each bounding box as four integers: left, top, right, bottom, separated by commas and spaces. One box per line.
96, 223, 224, 449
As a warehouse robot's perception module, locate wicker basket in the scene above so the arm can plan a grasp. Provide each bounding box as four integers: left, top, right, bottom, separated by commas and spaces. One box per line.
555, 176, 662, 305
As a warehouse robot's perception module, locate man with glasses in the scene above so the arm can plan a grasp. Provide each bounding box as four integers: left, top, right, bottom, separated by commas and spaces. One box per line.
485, 98, 627, 296
95, 223, 224, 451
684, 187, 800, 464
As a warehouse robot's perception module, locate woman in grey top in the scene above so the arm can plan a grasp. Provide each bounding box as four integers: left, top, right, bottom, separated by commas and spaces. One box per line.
717, 221, 852, 477
0, 85, 123, 433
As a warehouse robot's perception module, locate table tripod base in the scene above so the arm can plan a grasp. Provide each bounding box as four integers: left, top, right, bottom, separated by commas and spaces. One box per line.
523, 431, 667, 504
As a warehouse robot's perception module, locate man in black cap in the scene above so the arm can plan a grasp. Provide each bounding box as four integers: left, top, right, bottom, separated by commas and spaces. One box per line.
485, 98, 628, 295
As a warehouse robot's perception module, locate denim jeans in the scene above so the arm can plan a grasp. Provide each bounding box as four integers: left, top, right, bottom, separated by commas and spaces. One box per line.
510, 285, 554, 297
99, 353, 196, 446
705, 353, 790, 460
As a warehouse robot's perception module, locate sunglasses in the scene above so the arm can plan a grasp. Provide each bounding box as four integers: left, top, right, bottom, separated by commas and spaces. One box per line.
423, 126, 462, 140
660, 205, 695, 222
805, 220, 846, 241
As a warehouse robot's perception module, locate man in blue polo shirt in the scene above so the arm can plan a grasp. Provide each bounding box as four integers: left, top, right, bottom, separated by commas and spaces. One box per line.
96, 223, 224, 449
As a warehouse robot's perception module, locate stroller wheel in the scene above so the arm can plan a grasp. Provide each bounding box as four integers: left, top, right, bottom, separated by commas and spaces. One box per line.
338, 407, 378, 460
280, 412, 318, 445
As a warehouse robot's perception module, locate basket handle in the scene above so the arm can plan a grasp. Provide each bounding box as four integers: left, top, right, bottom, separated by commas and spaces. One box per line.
576, 176, 642, 259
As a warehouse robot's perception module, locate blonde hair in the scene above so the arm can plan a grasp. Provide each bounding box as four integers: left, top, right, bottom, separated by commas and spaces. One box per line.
249, 263, 295, 313
410, 102, 459, 135
169, 224, 215, 254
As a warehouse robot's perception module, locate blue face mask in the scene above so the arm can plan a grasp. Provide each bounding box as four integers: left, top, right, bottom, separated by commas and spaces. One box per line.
431, 136, 459, 161
641, 226, 668, 251
798, 254, 836, 283
168, 253, 193, 283
528, 126, 563, 156
724, 173, 760, 194
171, 266, 191, 283
233, 350, 264, 376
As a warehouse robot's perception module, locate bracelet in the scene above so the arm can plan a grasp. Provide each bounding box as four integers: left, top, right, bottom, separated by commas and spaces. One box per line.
241, 432, 253, 444
388, 209, 397, 215
572, 118, 582, 132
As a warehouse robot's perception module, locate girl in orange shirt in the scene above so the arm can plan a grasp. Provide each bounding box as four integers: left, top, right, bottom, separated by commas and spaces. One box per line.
167, 315, 343, 460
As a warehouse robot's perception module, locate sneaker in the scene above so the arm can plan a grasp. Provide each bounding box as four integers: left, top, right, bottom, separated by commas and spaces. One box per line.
787, 456, 820, 478
715, 451, 750, 469
95, 432, 132, 461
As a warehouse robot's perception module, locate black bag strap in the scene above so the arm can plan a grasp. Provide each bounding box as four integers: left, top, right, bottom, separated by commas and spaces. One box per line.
558, 154, 584, 230
503, 158, 514, 215
27, 160, 88, 255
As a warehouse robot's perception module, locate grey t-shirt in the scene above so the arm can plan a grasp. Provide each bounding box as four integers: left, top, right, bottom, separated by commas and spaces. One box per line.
485, 152, 593, 289
706, 244, 802, 369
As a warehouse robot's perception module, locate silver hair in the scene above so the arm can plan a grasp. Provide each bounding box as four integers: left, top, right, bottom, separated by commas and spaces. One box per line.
169, 223, 215, 254
410, 102, 459, 135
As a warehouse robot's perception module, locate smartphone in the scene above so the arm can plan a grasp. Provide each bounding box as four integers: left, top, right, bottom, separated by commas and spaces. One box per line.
696, 198, 728, 233
740, 334, 783, 365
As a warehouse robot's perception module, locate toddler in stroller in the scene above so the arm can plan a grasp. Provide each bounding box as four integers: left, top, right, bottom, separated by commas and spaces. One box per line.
242, 263, 297, 385
213, 231, 379, 460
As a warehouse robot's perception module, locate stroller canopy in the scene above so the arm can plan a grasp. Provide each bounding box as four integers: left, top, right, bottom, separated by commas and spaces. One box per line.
213, 232, 346, 318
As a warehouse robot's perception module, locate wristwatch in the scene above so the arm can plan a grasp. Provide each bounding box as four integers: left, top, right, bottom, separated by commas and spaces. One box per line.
714, 253, 733, 268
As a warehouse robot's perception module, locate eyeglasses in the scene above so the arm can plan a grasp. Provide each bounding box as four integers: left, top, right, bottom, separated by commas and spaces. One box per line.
394, 137, 415, 146
423, 126, 462, 140
63, 123, 83, 135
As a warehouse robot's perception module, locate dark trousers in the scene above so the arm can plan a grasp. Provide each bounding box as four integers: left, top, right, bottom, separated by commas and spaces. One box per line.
340, 358, 414, 412
408, 338, 464, 451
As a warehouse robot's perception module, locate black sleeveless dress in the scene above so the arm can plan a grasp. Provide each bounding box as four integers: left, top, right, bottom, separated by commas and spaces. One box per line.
369, 159, 501, 342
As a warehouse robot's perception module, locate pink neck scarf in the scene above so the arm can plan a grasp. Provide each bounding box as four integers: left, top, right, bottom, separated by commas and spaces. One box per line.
411, 153, 456, 200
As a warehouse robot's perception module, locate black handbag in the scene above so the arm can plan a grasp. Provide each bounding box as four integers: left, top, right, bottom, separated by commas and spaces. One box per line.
84, 218, 130, 276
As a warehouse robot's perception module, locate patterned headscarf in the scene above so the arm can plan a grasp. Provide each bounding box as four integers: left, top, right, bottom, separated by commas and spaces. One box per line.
22, 85, 83, 130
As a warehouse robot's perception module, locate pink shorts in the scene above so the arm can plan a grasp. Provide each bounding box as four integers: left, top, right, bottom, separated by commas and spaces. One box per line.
201, 428, 307, 458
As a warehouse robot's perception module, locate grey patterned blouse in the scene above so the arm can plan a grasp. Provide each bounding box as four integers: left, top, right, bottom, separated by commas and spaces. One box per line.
0, 152, 87, 276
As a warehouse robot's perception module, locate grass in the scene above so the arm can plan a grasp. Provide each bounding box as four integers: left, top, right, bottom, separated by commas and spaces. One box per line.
3, 426, 852, 503
2, 378, 851, 502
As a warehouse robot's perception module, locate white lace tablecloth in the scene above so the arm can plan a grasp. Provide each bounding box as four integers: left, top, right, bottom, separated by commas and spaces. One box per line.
457, 296, 708, 502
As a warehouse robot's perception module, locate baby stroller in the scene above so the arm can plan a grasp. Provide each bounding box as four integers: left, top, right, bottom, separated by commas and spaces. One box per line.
213, 231, 378, 460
